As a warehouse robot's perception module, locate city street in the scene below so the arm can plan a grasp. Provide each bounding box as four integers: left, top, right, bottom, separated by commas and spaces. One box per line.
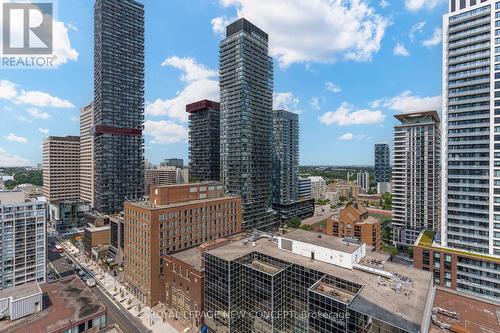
47, 237, 150, 333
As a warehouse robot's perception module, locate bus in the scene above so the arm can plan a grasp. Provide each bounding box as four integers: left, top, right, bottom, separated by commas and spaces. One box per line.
55, 244, 64, 253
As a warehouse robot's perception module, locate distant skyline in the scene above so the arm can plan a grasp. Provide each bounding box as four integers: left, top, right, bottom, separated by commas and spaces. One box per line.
0, 0, 445, 167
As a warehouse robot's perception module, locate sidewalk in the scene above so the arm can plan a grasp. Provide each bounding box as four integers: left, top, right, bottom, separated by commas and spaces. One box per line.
63, 242, 179, 333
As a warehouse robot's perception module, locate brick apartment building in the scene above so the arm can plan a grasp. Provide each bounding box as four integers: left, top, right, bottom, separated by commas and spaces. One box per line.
162, 237, 237, 331
124, 183, 242, 306
326, 202, 381, 251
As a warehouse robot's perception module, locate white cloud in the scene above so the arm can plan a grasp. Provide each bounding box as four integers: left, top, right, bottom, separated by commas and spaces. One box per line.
213, 0, 390, 67
144, 120, 188, 144
338, 133, 367, 141
379, 0, 390, 8
52, 21, 79, 65
373, 90, 441, 113
161, 56, 217, 82
423, 28, 442, 47
273, 92, 300, 112
0, 80, 74, 108
0, 80, 17, 99
325, 81, 341, 93
16, 90, 74, 108
0, 148, 30, 167
15, 115, 33, 123
311, 97, 320, 111
409, 21, 425, 42
405, 0, 446, 11
5, 133, 28, 144
26, 107, 50, 119
319, 102, 385, 126
38, 128, 50, 134
146, 56, 219, 122
211, 15, 232, 36
393, 42, 410, 57
338, 133, 353, 141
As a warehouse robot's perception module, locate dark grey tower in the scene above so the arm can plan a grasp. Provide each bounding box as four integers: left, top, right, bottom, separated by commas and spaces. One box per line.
220, 18, 274, 230
374, 143, 390, 183
93, 0, 145, 213
187, 100, 220, 182
272, 109, 299, 205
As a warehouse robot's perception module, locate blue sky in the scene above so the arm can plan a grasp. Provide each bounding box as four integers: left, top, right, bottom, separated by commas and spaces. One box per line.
0, 0, 447, 167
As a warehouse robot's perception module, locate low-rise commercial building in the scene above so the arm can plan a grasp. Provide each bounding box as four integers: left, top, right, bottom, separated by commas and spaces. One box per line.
326, 203, 382, 251
356, 193, 382, 207
124, 183, 242, 306
414, 230, 500, 302
49, 201, 91, 234
204, 229, 433, 333
109, 215, 125, 265
0, 276, 108, 333
83, 225, 110, 257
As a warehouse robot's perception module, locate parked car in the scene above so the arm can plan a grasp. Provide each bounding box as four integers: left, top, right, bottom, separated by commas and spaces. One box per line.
86, 278, 96, 288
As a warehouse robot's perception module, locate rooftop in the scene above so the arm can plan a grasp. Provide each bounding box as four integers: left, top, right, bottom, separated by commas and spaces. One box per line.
207, 234, 433, 333
128, 194, 239, 211
429, 287, 500, 333
226, 17, 268, 40
308, 176, 324, 182
85, 225, 110, 232
45, 135, 80, 142
0, 191, 26, 205
170, 246, 204, 271
1, 276, 106, 333
0, 282, 42, 301
186, 99, 220, 113
168, 236, 246, 271
394, 110, 440, 125
282, 229, 361, 254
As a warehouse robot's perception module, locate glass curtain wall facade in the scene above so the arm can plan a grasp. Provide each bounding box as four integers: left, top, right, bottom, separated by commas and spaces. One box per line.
374, 143, 391, 183
272, 109, 299, 205
187, 100, 221, 182
93, 0, 145, 213
204, 252, 414, 333
219, 18, 275, 230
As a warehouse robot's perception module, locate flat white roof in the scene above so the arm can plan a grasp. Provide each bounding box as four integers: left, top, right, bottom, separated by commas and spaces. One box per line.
0, 191, 26, 205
